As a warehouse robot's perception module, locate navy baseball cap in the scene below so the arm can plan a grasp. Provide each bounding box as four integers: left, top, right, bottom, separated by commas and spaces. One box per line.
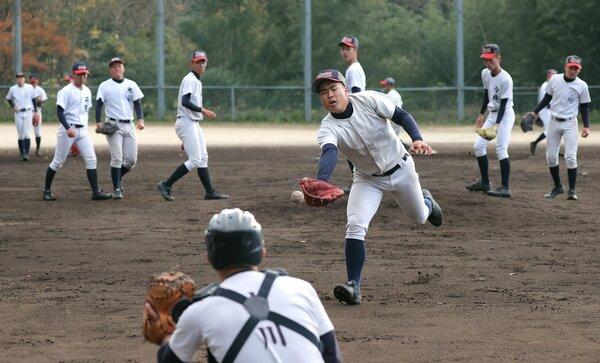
380, 77, 395, 86
565, 55, 582, 69
72, 61, 90, 74
312, 69, 346, 93
29, 74, 39, 80
338, 36, 359, 48
108, 57, 124, 66
15, 72, 25, 78
480, 43, 500, 60
191, 51, 208, 62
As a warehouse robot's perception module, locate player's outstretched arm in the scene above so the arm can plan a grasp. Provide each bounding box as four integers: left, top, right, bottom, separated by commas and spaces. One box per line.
532, 93, 552, 115
316, 143, 338, 182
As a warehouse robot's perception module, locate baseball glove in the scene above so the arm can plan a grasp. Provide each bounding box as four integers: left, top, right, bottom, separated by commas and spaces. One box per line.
475, 126, 497, 141
143, 271, 196, 345
32, 113, 40, 126
534, 116, 544, 127
298, 177, 344, 207
95, 122, 119, 135
521, 112, 535, 132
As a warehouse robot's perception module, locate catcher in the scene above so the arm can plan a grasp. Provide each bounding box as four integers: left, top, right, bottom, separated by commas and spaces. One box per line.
466, 44, 515, 198
143, 208, 342, 363
305, 69, 442, 306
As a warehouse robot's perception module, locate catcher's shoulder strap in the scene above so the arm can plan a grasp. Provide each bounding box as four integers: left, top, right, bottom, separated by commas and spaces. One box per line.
198, 270, 322, 363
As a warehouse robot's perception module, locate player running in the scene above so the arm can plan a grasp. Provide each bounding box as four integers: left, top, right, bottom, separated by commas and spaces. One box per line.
144, 208, 342, 363
42, 62, 113, 201
309, 69, 442, 305
95, 57, 145, 199
526, 55, 591, 200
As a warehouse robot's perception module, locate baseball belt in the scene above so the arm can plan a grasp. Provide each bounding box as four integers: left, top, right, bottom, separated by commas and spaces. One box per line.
372, 153, 409, 177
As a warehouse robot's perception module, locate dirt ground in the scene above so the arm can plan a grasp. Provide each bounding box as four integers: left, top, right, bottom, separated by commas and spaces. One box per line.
1, 142, 599, 362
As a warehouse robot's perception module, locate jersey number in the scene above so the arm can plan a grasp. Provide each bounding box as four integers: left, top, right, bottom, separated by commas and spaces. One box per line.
258, 324, 286, 349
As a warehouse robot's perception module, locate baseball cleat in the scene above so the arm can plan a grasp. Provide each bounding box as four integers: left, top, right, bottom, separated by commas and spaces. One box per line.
92, 189, 113, 200
544, 186, 564, 199
157, 181, 174, 201
21, 154, 29, 161
466, 181, 491, 193
422, 189, 443, 227
42, 189, 56, 201
567, 189, 577, 200
113, 188, 123, 200
334, 281, 361, 305
487, 186, 511, 198
205, 190, 229, 200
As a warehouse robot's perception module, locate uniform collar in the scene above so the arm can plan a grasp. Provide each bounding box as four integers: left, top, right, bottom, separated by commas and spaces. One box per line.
331, 100, 354, 119
563, 75, 576, 83
191, 71, 200, 80
111, 77, 124, 83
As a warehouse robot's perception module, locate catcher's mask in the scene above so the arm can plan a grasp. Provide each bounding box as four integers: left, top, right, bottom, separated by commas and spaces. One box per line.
205, 208, 264, 270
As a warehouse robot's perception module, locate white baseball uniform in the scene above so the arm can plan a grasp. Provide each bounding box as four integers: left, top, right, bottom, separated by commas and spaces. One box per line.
49, 83, 96, 171
537, 81, 550, 133
176, 72, 208, 170
6, 83, 36, 140
474, 68, 515, 160
345, 61, 366, 93
385, 89, 404, 135
32, 85, 48, 138
544, 73, 591, 169
96, 78, 144, 169
170, 270, 335, 362
317, 91, 430, 241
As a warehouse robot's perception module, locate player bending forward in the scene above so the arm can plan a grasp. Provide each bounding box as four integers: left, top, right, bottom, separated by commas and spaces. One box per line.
308, 69, 443, 305
144, 208, 342, 363
525, 55, 591, 200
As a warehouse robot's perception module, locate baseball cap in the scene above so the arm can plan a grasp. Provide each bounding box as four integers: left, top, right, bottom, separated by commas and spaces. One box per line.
72, 61, 90, 74
29, 74, 39, 80
380, 77, 395, 86
312, 69, 346, 93
480, 43, 500, 60
15, 72, 24, 78
565, 55, 582, 69
108, 57, 124, 67
338, 36, 359, 48
191, 51, 208, 62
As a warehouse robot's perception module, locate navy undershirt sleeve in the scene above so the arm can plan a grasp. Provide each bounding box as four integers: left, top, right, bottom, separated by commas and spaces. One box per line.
157, 343, 184, 363
32, 99, 37, 112
480, 89, 489, 115
391, 107, 423, 141
350, 86, 361, 93
133, 99, 144, 119
182, 93, 202, 112
56, 106, 70, 130
495, 98, 508, 124
316, 143, 338, 182
533, 93, 552, 114
320, 330, 343, 363
579, 102, 590, 128
7, 99, 14, 108
95, 99, 103, 123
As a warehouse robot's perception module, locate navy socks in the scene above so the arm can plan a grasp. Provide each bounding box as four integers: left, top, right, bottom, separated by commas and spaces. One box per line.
166, 164, 189, 186
499, 158, 510, 189
477, 155, 489, 185
345, 238, 366, 285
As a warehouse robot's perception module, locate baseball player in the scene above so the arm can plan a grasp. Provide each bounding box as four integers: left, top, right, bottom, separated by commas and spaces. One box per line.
62, 74, 80, 157
338, 36, 366, 192
311, 69, 443, 305
146, 208, 342, 363
466, 44, 515, 198
5, 72, 38, 160
527, 55, 591, 200
42, 62, 113, 201
157, 51, 228, 201
95, 57, 145, 199
29, 74, 48, 156
529, 69, 558, 155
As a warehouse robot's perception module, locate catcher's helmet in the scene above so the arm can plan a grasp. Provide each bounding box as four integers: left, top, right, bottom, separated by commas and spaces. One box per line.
205, 208, 264, 269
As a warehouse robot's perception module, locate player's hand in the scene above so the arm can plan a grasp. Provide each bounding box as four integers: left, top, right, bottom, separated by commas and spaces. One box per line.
475, 114, 485, 128
136, 119, 145, 130
202, 108, 216, 119
95, 122, 103, 132
32, 113, 40, 126
410, 140, 433, 155
581, 127, 590, 138
67, 128, 76, 138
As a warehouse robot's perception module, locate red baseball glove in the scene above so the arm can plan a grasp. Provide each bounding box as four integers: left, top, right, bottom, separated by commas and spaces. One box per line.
298, 177, 345, 207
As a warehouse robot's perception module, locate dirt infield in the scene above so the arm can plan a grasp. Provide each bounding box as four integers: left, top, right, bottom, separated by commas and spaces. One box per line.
1, 142, 599, 361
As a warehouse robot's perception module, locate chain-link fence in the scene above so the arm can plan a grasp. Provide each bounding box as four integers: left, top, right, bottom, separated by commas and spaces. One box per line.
2, 84, 599, 124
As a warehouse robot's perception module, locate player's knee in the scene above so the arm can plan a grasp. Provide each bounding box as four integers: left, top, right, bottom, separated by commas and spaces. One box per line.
110, 159, 123, 168
565, 154, 577, 169
189, 158, 202, 169
546, 154, 559, 167
123, 158, 136, 169
199, 154, 208, 168
496, 145, 508, 160
84, 155, 97, 169
346, 216, 367, 240
49, 159, 64, 170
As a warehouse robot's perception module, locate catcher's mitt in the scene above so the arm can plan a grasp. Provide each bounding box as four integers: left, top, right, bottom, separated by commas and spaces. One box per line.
95, 122, 119, 135
475, 126, 497, 141
520, 112, 535, 132
143, 271, 196, 345
298, 177, 344, 207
